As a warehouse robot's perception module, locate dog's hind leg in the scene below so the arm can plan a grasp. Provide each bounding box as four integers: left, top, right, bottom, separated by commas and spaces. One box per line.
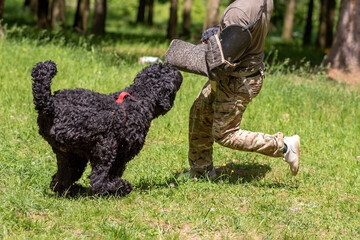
50, 148, 88, 195
89, 143, 133, 196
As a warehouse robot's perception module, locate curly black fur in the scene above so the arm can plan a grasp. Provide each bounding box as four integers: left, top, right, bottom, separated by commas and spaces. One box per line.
31, 60, 182, 196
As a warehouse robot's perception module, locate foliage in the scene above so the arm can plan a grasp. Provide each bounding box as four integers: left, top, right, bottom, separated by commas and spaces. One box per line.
0, 1, 359, 239
2, 0, 342, 44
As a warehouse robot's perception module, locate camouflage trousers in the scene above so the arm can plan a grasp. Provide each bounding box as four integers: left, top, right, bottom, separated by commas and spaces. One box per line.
188, 74, 285, 173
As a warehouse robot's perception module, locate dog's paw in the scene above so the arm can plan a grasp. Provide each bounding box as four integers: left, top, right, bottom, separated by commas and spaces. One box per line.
117, 179, 133, 196
90, 177, 133, 197
67, 184, 89, 196
51, 183, 88, 197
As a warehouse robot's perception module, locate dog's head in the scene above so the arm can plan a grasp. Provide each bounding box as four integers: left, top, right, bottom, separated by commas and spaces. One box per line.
133, 63, 183, 117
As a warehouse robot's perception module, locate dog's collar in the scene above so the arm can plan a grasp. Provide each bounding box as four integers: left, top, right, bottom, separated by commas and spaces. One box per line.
116, 92, 133, 104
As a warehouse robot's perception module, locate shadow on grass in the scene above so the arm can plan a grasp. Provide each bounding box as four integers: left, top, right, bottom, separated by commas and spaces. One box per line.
46, 184, 92, 199
135, 162, 299, 191
264, 181, 299, 189
134, 162, 273, 192
46, 161, 297, 199
213, 162, 271, 184
214, 162, 299, 189
46, 183, 131, 199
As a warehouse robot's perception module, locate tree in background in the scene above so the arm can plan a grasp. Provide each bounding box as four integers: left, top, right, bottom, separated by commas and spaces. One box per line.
0, 0, 4, 35
316, 0, 336, 50
323, 0, 360, 72
167, 0, 177, 39
303, 0, 314, 45
136, 0, 146, 23
37, 0, 49, 28
74, 0, 89, 33
203, 0, 220, 30
51, 0, 65, 28
24, 0, 65, 29
281, 0, 295, 41
181, 0, 192, 37
147, 0, 154, 26
23, 0, 37, 15
92, 0, 107, 35
136, 0, 154, 26
23, 0, 31, 10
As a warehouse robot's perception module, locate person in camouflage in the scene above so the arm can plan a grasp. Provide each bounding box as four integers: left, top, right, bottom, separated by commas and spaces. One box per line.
165, 0, 300, 178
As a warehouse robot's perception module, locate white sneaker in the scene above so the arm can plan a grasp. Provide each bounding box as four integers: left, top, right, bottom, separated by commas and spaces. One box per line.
283, 135, 300, 176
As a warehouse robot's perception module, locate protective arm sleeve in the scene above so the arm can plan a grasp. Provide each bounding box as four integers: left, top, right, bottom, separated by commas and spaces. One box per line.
164, 40, 210, 77
164, 34, 229, 79
164, 27, 250, 79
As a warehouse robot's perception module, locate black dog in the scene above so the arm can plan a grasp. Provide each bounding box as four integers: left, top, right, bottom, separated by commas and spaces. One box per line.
31, 60, 182, 196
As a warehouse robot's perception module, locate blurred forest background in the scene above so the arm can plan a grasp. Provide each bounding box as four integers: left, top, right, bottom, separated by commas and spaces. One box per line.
0, 0, 359, 79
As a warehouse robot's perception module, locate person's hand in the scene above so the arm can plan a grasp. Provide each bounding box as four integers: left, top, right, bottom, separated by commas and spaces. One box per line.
200, 25, 219, 43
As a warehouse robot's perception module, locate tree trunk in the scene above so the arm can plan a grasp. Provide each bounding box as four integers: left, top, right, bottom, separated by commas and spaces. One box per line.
181, 0, 192, 37
24, 0, 30, 8
167, 0, 178, 39
203, 0, 220, 30
316, 0, 336, 49
323, 0, 360, 72
0, 0, 4, 20
281, 0, 296, 41
303, 0, 314, 46
92, 0, 107, 35
136, 0, 146, 23
0, 0, 4, 35
37, 0, 50, 29
24, 0, 37, 13
147, 0, 154, 26
74, 0, 89, 33
325, 0, 336, 47
51, 0, 65, 28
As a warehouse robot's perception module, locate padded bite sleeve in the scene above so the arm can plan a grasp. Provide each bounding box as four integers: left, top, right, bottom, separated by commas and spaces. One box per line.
165, 39, 210, 77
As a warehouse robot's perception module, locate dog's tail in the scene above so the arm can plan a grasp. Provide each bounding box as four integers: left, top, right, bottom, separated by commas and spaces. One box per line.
31, 60, 57, 115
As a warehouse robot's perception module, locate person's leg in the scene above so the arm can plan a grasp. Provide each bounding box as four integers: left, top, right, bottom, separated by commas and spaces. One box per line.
212, 75, 285, 157
188, 80, 216, 174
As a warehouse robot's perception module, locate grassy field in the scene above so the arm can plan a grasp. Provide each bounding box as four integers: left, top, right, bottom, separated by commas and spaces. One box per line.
1, 1, 360, 239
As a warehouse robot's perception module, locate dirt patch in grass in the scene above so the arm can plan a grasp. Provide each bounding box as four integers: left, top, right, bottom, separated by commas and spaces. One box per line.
327, 69, 360, 87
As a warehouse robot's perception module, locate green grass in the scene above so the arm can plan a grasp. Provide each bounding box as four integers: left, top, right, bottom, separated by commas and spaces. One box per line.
1, 1, 360, 239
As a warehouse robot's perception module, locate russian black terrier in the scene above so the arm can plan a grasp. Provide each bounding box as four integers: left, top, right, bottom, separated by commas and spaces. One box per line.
31, 60, 182, 196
